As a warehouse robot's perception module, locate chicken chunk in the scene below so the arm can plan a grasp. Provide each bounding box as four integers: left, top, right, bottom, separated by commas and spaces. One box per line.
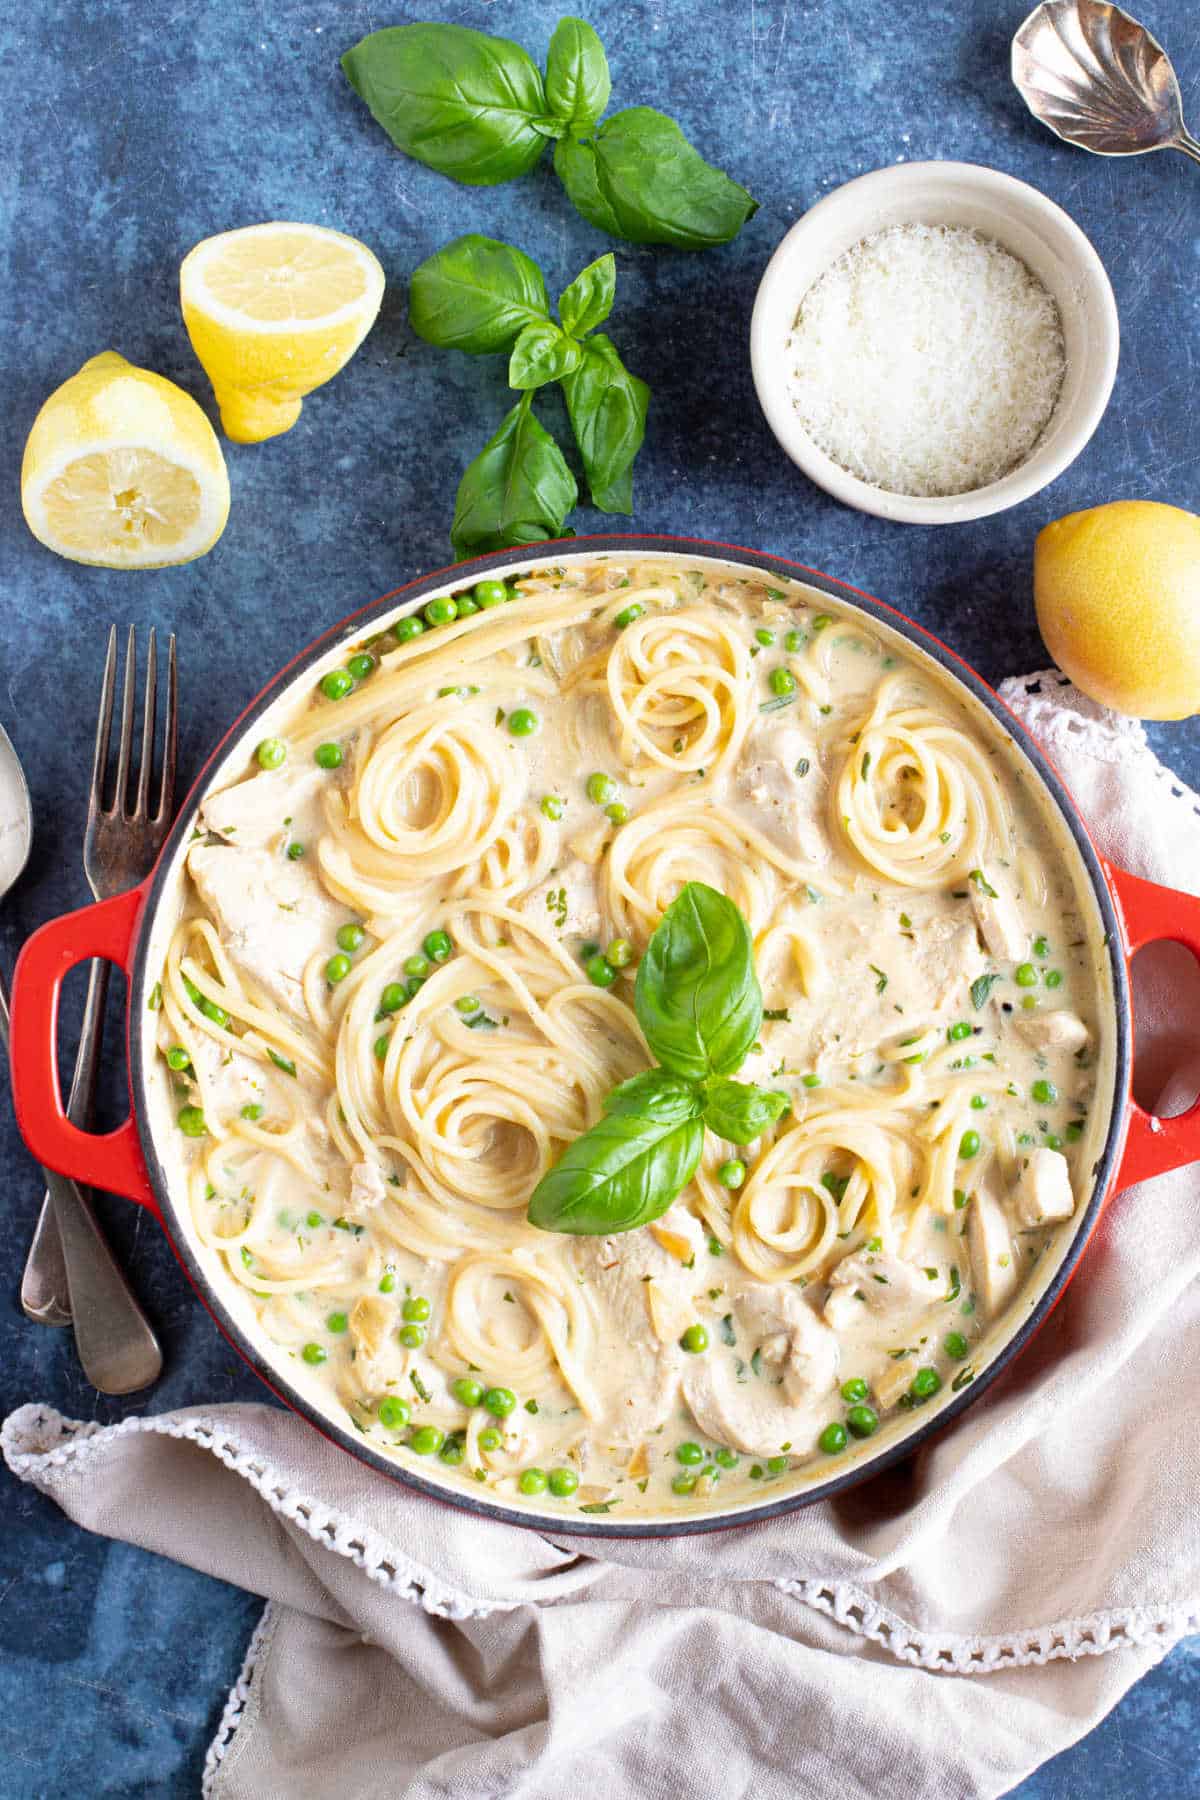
201, 767, 324, 850
1012, 1146, 1076, 1228
823, 1249, 943, 1331
967, 1185, 1019, 1316
682, 1282, 839, 1457
1015, 1009, 1090, 1056
350, 1161, 390, 1213
173, 1028, 264, 1117
187, 843, 346, 1021
970, 877, 1028, 963
739, 724, 827, 865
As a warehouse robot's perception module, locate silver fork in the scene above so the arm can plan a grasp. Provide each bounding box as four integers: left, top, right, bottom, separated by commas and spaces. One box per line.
19, 626, 173, 1393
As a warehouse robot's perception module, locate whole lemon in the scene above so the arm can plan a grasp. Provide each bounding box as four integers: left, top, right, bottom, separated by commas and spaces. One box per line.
1034, 500, 1200, 719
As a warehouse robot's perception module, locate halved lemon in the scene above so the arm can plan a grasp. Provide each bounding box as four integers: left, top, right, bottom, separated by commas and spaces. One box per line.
21, 351, 230, 569
180, 221, 386, 442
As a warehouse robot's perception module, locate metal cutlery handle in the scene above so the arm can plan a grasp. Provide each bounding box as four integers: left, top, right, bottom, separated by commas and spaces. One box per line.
20, 958, 109, 1326
0, 974, 162, 1393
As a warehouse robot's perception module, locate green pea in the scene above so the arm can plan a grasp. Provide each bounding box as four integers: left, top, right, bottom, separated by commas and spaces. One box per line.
540, 794, 564, 821
755, 627, 775, 646
841, 1377, 868, 1404
586, 954, 617, 989
548, 1467, 579, 1497
398, 1323, 425, 1349
402, 1295, 431, 1323
439, 1435, 466, 1464
508, 708, 539, 738
320, 669, 354, 701
314, 741, 343, 770
943, 1331, 969, 1360
327, 1312, 348, 1334
605, 801, 629, 825
1045, 969, 1064, 989
679, 1324, 709, 1354
347, 652, 375, 681
1045, 1131, 1063, 1150
455, 994, 480, 1015
714, 1447, 739, 1469
409, 1426, 444, 1456
306, 1210, 324, 1229
847, 1405, 880, 1439
970, 1093, 987, 1110
301, 1343, 326, 1366
286, 842, 305, 860
240, 1102, 264, 1121
605, 938, 633, 969
325, 954, 352, 985
615, 603, 645, 628
177, 1105, 207, 1138
423, 929, 453, 963
454, 595, 479, 618
378, 1270, 397, 1293
1021, 994, 1039, 1010
1033, 934, 1050, 958
958, 1130, 981, 1160
818, 1422, 847, 1454
765, 1455, 789, 1474
769, 666, 796, 697
424, 596, 458, 627
518, 1468, 548, 1496
811, 614, 831, 632
381, 982, 406, 1014
484, 1386, 517, 1418
671, 1473, 697, 1495
403, 953, 431, 979
909, 1367, 942, 1400
947, 1021, 972, 1042
478, 1426, 504, 1451
452, 1376, 485, 1408
473, 579, 509, 610
717, 1159, 746, 1190
802, 1073, 822, 1089
166, 1045, 190, 1071
1032, 1078, 1058, 1105
586, 771, 617, 805
255, 737, 286, 771
1015, 962, 1038, 987
377, 1395, 410, 1430
394, 616, 424, 642
784, 629, 805, 653
676, 1442, 704, 1466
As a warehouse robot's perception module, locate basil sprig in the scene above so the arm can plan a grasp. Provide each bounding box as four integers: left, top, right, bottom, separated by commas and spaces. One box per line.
411, 234, 648, 553
341, 16, 755, 249
528, 884, 790, 1237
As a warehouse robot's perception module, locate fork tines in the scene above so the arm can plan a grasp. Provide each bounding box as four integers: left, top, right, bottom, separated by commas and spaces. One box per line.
91, 626, 178, 826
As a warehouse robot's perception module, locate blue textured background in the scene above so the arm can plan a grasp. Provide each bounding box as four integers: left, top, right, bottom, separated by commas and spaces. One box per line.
2, 1, 1198, 1793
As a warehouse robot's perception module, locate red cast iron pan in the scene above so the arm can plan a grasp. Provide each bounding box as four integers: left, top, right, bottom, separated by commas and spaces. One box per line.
9, 536, 1200, 1537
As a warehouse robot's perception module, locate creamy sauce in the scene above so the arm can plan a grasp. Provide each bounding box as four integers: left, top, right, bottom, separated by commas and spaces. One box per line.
153, 558, 1105, 1517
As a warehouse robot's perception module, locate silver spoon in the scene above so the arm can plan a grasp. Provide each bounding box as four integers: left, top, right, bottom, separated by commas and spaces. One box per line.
0, 722, 163, 1393
1013, 0, 1200, 167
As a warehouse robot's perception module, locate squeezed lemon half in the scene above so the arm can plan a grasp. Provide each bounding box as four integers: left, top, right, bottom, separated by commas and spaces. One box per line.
180, 221, 385, 442
20, 351, 230, 569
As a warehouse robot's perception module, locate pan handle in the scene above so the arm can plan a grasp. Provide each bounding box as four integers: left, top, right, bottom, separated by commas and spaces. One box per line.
1104, 858, 1200, 1191
10, 885, 159, 1213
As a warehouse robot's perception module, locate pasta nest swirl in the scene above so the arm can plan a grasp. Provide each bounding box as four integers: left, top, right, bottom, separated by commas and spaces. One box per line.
583, 606, 753, 774
443, 1251, 601, 1417
834, 675, 1011, 888
728, 1103, 924, 1282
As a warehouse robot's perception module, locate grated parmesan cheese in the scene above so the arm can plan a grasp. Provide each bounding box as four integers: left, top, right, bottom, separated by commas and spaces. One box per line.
785, 224, 1066, 498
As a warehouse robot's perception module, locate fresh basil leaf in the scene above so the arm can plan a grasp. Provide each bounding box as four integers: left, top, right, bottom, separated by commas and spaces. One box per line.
557, 253, 616, 337
553, 107, 756, 248
602, 1069, 703, 1122
508, 320, 583, 390
544, 17, 611, 127
451, 394, 577, 558
634, 882, 762, 1083
409, 234, 549, 354
560, 333, 649, 514
527, 1098, 703, 1235
701, 1079, 789, 1145
341, 24, 549, 187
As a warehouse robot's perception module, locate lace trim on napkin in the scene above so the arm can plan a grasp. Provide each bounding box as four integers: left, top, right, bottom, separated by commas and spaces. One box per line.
6, 1403, 1195, 1693
201, 1601, 278, 1797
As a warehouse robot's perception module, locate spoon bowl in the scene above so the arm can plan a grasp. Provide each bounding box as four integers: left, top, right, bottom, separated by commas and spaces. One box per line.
1013, 0, 1200, 166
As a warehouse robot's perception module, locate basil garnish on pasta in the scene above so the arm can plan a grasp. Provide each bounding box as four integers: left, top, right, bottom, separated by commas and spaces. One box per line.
528, 883, 790, 1236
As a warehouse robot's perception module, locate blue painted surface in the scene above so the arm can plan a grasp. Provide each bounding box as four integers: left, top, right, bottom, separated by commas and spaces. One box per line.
0, 1, 1197, 1792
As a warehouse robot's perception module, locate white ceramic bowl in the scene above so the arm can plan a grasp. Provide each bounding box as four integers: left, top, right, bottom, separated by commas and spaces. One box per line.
750, 160, 1120, 525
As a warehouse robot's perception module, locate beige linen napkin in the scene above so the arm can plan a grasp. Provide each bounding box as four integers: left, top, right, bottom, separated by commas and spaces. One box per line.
5, 670, 1200, 1800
